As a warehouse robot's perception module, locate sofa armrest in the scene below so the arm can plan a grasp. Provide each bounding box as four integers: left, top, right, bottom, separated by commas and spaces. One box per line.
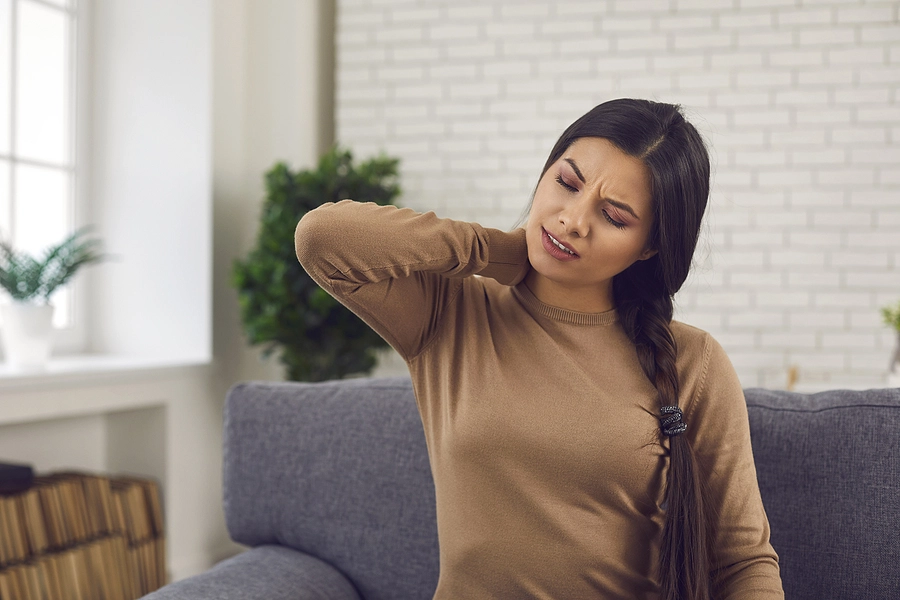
139, 545, 361, 600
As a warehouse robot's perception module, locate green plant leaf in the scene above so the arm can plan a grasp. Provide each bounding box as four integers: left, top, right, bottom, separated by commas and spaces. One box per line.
882, 301, 900, 331
0, 226, 107, 302
231, 145, 401, 381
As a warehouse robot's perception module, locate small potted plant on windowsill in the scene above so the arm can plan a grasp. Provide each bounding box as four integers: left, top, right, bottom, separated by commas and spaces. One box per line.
883, 300, 900, 387
0, 226, 107, 370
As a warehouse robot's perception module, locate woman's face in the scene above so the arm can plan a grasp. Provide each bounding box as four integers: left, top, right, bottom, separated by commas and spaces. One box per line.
524, 137, 657, 313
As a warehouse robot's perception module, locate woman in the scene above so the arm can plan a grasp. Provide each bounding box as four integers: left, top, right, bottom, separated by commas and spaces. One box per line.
295, 99, 784, 599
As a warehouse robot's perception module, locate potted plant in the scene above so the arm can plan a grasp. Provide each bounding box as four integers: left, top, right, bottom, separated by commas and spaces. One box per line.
232, 146, 401, 381
882, 300, 900, 386
0, 226, 107, 369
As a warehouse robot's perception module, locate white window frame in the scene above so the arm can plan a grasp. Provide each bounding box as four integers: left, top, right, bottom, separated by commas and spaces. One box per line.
1, 0, 91, 354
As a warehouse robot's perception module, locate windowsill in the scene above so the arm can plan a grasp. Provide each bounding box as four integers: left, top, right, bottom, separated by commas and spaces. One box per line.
0, 353, 212, 392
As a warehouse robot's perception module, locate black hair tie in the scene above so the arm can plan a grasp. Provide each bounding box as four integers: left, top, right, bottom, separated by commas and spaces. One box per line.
660, 406, 687, 436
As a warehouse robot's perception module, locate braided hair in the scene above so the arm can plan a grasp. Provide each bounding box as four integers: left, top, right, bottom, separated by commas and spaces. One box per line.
530, 99, 712, 599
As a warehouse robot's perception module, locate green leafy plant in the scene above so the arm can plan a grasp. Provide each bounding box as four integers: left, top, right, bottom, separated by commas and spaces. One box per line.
0, 226, 107, 304
232, 146, 401, 381
883, 300, 900, 332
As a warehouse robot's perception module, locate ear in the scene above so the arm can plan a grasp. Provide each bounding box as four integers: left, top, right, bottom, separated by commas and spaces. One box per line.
639, 247, 658, 261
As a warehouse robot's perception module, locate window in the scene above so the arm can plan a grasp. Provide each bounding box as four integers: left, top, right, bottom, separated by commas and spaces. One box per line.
0, 0, 79, 334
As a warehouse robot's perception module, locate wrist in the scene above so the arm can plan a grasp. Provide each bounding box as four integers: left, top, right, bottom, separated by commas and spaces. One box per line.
479, 228, 530, 285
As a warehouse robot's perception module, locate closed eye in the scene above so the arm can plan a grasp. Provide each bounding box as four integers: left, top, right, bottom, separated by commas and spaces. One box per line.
603, 210, 626, 229
555, 174, 577, 193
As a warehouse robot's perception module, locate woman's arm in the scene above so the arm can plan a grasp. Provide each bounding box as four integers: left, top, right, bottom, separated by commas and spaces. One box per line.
685, 335, 785, 599
295, 199, 529, 361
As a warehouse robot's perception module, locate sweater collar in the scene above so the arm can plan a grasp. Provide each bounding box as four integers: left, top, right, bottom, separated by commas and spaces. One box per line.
512, 281, 619, 326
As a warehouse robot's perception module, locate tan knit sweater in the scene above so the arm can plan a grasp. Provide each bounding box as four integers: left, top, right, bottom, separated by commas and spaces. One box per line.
295, 199, 784, 600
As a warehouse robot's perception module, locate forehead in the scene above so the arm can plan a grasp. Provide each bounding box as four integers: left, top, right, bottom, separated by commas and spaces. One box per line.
561, 137, 653, 207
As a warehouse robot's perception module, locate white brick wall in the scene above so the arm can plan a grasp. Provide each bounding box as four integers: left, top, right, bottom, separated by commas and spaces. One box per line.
336, 0, 900, 389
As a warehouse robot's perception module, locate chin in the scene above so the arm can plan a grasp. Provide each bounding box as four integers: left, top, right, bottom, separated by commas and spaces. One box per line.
529, 254, 579, 280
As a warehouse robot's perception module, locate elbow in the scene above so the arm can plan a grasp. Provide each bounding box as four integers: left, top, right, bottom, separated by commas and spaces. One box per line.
713, 554, 783, 599
294, 210, 319, 267
294, 202, 339, 267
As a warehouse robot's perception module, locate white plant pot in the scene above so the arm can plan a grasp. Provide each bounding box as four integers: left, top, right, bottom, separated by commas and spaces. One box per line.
0, 302, 55, 369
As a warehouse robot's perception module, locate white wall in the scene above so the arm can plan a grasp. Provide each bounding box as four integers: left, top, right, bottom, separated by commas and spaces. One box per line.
0, 414, 106, 470
212, 0, 332, 389
88, 0, 212, 362
336, 0, 900, 389
209, 0, 334, 560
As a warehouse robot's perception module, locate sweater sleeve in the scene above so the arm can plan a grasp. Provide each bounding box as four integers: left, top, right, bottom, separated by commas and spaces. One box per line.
685, 334, 785, 600
294, 199, 530, 361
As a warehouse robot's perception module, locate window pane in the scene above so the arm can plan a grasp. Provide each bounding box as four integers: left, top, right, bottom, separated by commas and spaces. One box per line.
14, 163, 68, 259
15, 163, 71, 323
15, 163, 70, 322
49, 273, 69, 325
0, 159, 9, 238
16, 0, 69, 165
0, 0, 10, 155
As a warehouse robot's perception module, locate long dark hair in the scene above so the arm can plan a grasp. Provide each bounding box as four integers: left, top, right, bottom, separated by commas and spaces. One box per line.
532, 99, 712, 599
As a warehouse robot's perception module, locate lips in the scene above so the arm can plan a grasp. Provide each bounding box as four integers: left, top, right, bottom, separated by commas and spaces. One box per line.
541, 227, 580, 261
541, 227, 578, 256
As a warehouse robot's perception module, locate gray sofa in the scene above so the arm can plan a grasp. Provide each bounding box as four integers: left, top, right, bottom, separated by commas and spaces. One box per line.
144, 377, 900, 600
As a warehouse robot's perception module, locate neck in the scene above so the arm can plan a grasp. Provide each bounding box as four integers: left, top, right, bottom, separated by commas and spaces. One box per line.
523, 269, 614, 313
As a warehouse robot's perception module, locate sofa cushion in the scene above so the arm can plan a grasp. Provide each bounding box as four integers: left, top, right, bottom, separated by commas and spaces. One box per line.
223, 377, 439, 600
140, 545, 360, 600
745, 386, 900, 600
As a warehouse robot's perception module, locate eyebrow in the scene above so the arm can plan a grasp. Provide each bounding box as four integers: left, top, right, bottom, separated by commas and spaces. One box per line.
564, 158, 586, 184
563, 158, 641, 221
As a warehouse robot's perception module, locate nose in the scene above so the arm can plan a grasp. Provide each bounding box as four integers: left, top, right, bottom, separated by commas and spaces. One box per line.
559, 197, 590, 238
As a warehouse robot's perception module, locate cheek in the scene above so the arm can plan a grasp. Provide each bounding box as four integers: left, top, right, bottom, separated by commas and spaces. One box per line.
525, 207, 537, 229
635, 225, 655, 253
525, 195, 550, 233
624, 233, 654, 263
530, 178, 559, 212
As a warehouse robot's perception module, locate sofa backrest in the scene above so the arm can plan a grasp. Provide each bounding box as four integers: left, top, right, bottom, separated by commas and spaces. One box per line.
223, 377, 900, 600
222, 377, 439, 600
745, 386, 900, 600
